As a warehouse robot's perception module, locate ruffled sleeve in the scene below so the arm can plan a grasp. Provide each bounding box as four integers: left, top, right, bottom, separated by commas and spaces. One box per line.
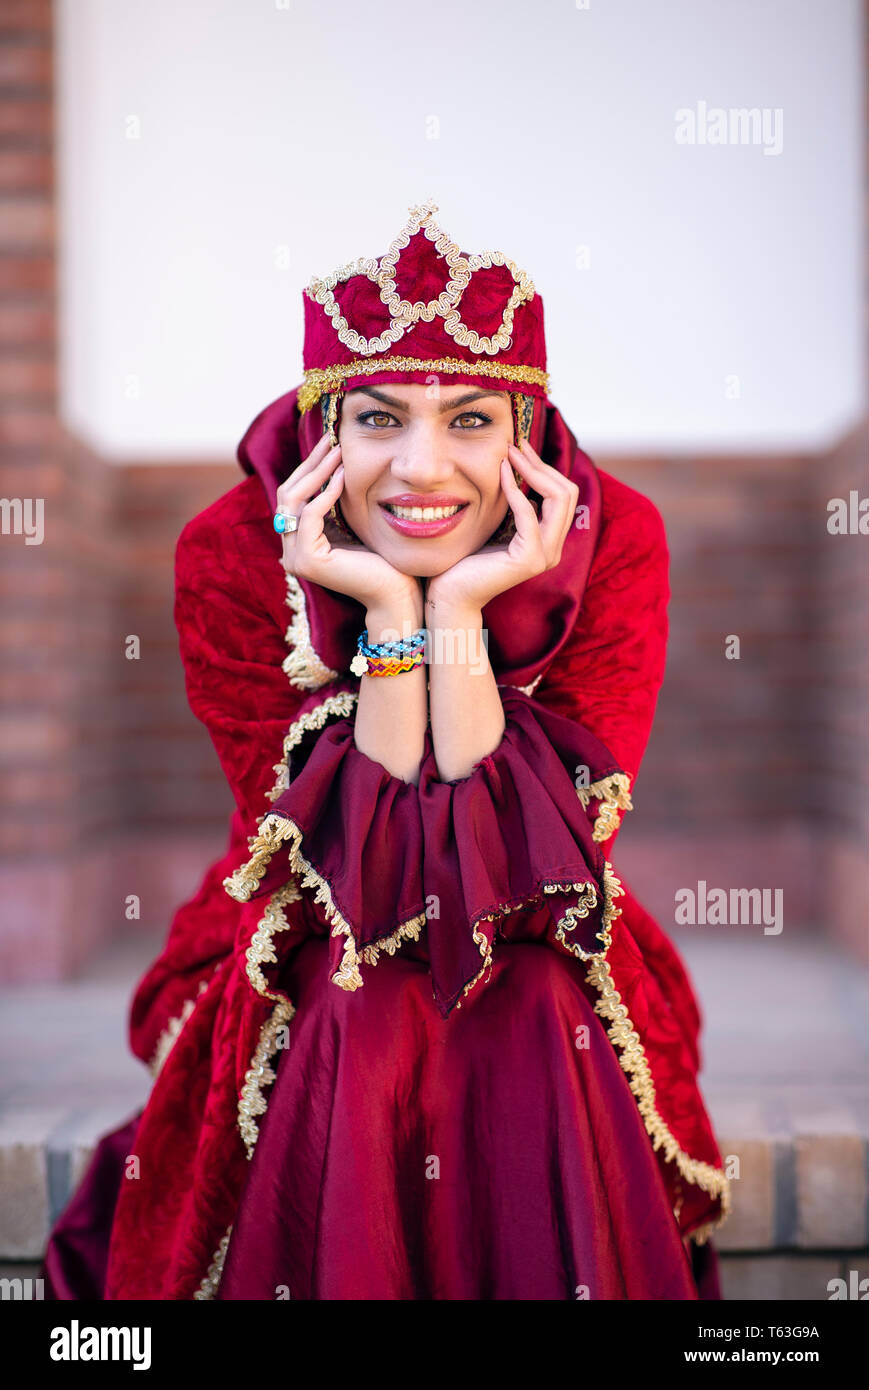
232, 682, 628, 1018
418, 687, 626, 1015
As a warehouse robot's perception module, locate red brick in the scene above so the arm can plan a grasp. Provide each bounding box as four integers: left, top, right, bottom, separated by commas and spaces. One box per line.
0, 352, 53, 395
0, 299, 53, 343
0, 96, 51, 143
0, 193, 53, 247
0, 1, 52, 34
0, 407, 58, 446
0, 253, 52, 291
0, 42, 51, 89
0, 148, 51, 189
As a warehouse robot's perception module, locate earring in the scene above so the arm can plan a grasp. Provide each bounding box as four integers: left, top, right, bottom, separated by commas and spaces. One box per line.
317, 389, 356, 537
328, 497, 358, 540
510, 391, 535, 450
491, 509, 517, 544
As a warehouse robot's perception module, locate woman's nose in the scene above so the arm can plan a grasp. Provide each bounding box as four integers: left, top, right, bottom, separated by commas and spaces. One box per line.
391, 427, 454, 487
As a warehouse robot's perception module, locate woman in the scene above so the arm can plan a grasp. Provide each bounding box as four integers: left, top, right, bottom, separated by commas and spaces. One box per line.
43, 200, 729, 1301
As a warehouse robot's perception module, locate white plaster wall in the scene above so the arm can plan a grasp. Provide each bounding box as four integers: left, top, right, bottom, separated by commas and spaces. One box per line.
55, 0, 863, 459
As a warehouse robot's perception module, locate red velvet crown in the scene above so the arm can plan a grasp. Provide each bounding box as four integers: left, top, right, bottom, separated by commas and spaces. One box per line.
298, 199, 549, 412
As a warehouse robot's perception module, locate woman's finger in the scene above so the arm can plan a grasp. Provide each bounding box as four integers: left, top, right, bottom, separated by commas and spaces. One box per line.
508, 441, 577, 562
498, 458, 545, 564
294, 465, 345, 552
277, 442, 341, 509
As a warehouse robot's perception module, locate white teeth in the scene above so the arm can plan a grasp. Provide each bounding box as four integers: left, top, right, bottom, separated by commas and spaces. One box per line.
386, 504, 462, 521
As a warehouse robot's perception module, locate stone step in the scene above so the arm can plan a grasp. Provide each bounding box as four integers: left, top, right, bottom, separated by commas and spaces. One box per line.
2, 1252, 868, 1301
0, 931, 866, 1265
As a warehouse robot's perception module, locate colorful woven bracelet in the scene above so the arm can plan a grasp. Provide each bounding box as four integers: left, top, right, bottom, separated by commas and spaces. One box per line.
350, 626, 427, 678
357, 627, 426, 658
362, 648, 425, 678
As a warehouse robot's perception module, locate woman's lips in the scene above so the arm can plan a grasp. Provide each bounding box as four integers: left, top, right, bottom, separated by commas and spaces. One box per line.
378, 500, 469, 538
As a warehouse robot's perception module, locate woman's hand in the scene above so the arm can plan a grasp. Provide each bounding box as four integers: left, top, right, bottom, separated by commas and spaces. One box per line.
278, 431, 421, 617
425, 437, 580, 615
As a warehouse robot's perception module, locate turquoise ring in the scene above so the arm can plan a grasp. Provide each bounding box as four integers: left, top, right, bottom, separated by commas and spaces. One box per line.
273, 510, 299, 534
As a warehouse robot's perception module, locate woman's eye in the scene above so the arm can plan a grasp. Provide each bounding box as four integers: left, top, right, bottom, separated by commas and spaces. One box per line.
357, 411, 397, 428
453, 412, 491, 429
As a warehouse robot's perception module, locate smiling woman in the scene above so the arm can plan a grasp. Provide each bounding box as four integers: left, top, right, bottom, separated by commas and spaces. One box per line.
336, 384, 517, 554
42, 200, 729, 1302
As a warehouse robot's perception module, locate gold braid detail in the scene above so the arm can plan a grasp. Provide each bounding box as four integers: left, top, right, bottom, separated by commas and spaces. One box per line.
298, 356, 548, 414
267, 689, 358, 801
282, 570, 341, 691
223, 812, 300, 902
237, 996, 296, 1158
193, 1226, 232, 1300
456, 870, 616, 1010
301, 200, 542, 368
233, 814, 426, 996
584, 952, 731, 1243
359, 918, 427, 966
577, 772, 634, 843
148, 976, 212, 1079
245, 879, 302, 998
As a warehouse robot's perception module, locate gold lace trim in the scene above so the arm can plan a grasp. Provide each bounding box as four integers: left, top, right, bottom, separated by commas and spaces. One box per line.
546, 861, 624, 963
546, 880, 601, 957
223, 812, 300, 903
282, 570, 341, 691
238, 996, 296, 1158
577, 772, 634, 843
266, 688, 359, 801
233, 811, 426, 997
359, 916, 427, 966
245, 879, 303, 998
584, 952, 731, 1242
455, 868, 616, 1010
148, 976, 214, 1079
193, 1226, 232, 1300
302, 199, 541, 368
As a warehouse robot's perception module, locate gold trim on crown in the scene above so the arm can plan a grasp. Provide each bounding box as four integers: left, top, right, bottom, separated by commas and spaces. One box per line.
305, 199, 538, 361
297, 355, 549, 413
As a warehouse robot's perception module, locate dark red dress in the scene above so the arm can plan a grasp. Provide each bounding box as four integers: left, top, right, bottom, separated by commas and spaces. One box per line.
43, 391, 729, 1300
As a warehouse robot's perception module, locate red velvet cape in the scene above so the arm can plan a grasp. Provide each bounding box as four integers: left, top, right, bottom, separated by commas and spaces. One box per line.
103, 389, 730, 1300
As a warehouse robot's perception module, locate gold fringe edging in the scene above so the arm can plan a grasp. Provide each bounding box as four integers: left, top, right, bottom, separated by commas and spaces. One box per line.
266, 689, 358, 802
245, 879, 303, 998
456, 870, 614, 1010
577, 772, 634, 844
282, 570, 341, 691
546, 861, 625, 964
193, 1226, 232, 1300
237, 996, 296, 1158
232, 812, 426, 997
148, 974, 216, 1079
298, 356, 549, 414
223, 813, 300, 903
584, 951, 732, 1243
359, 916, 427, 966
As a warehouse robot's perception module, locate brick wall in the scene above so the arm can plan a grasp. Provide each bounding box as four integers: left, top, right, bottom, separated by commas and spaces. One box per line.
0, 1, 865, 979
813, 423, 869, 960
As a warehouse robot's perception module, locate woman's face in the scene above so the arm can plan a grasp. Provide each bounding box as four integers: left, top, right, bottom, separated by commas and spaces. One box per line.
335, 382, 514, 578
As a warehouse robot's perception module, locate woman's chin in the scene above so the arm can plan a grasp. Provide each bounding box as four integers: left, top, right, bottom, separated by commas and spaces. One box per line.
388, 552, 460, 580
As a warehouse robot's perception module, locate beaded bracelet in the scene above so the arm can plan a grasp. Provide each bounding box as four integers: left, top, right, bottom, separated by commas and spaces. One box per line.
350, 626, 427, 677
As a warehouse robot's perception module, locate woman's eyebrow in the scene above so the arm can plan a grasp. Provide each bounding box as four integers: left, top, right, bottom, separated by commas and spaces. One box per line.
355, 387, 502, 414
